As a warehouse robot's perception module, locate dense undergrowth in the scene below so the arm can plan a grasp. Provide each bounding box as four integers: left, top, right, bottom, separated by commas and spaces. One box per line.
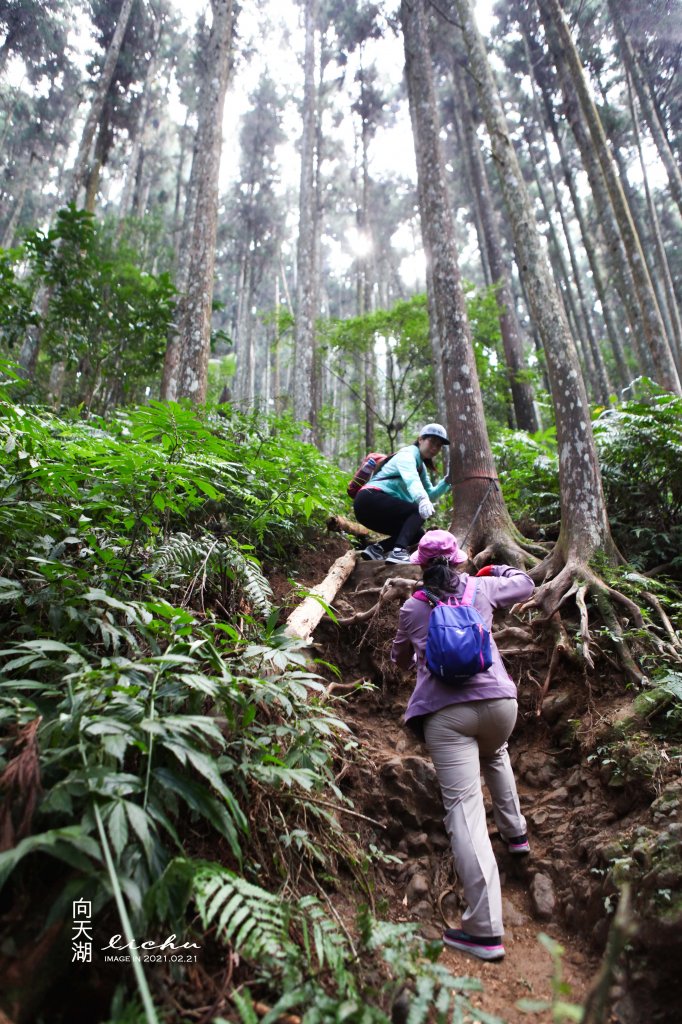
0, 373, 504, 1023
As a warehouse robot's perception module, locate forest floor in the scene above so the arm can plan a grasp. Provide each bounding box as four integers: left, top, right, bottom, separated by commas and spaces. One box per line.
275, 533, 667, 1024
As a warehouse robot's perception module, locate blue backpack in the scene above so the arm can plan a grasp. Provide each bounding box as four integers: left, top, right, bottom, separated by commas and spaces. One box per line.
421, 578, 493, 684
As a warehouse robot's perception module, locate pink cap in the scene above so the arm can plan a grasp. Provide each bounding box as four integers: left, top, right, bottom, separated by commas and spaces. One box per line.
410, 529, 467, 566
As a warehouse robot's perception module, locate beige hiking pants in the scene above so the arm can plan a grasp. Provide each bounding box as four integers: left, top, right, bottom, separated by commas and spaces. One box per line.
423, 698, 526, 936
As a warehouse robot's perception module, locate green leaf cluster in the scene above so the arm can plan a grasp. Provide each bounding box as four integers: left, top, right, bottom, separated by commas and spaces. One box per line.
1, 206, 176, 411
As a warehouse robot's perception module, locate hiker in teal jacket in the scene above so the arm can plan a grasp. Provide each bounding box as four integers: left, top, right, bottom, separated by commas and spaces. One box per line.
353, 423, 450, 563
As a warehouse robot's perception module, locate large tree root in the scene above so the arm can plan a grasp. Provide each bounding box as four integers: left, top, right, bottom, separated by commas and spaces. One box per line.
522, 556, 647, 686
469, 522, 548, 571
335, 576, 416, 625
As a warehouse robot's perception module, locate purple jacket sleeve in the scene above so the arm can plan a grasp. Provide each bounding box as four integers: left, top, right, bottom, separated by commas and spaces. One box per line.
477, 565, 535, 609
391, 601, 419, 669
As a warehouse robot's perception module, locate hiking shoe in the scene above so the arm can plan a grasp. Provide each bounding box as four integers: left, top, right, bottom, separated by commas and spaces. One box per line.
360, 542, 386, 561
507, 834, 531, 855
386, 547, 410, 563
443, 928, 505, 962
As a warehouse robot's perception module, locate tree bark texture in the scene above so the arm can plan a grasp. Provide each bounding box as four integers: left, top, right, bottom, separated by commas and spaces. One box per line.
454, 0, 617, 563
536, 0, 680, 395
520, 24, 630, 388
293, 0, 319, 434
454, 60, 539, 432
174, 0, 235, 403
401, 0, 517, 553
623, 71, 682, 372
521, 68, 612, 402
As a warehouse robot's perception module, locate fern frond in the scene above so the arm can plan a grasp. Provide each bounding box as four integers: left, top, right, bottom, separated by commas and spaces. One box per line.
194, 867, 292, 962
152, 533, 272, 616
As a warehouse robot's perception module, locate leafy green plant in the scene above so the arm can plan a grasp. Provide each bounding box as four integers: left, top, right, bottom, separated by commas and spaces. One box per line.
2, 206, 176, 411
592, 385, 682, 577
194, 865, 504, 1024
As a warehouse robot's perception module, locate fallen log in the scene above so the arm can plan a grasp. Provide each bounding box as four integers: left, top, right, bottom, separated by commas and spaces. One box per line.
284, 549, 357, 643
326, 514, 372, 539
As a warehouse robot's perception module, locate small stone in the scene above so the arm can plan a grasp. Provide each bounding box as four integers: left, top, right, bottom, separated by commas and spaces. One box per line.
440, 891, 461, 925
410, 899, 433, 920
531, 872, 556, 921
502, 897, 528, 927
406, 873, 430, 906
429, 829, 450, 851
406, 831, 430, 855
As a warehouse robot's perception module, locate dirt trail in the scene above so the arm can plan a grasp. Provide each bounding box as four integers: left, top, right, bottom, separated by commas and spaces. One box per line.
310, 551, 602, 1023
342, 701, 598, 1024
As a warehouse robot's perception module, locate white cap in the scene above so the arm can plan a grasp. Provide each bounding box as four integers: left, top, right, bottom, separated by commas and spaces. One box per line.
419, 422, 450, 445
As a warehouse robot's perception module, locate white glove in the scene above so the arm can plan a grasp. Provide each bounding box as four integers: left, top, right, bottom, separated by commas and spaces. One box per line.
418, 496, 435, 520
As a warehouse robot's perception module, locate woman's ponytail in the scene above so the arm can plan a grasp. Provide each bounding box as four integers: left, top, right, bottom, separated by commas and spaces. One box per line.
422, 556, 459, 597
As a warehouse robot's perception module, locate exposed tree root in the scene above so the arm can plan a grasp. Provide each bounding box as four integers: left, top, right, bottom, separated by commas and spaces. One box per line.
335, 576, 416, 626
582, 884, 636, 1024
472, 534, 545, 570
523, 557, 646, 687
642, 591, 682, 651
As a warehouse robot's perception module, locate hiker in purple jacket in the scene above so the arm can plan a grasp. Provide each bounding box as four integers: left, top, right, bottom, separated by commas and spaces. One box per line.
390, 529, 534, 963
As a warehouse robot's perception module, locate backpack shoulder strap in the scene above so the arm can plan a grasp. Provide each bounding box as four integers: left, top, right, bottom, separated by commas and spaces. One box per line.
457, 577, 479, 607
420, 588, 441, 608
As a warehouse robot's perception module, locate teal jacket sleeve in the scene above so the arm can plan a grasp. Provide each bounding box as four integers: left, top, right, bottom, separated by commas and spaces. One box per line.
373, 444, 449, 504
426, 476, 449, 501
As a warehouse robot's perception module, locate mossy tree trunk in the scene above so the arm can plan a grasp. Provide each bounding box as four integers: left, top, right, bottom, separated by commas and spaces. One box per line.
453, 0, 618, 568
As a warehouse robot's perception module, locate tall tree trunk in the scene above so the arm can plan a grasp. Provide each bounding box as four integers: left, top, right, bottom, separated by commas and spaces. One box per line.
454, 61, 539, 431
623, 71, 682, 372
173, 0, 235, 403
118, 14, 164, 224
530, 1, 655, 380
521, 26, 630, 388
293, 0, 319, 435
608, 0, 682, 221
401, 0, 533, 562
1, 153, 35, 249
453, 0, 619, 573
521, 68, 612, 402
537, 0, 680, 395
84, 120, 107, 213
66, 0, 136, 207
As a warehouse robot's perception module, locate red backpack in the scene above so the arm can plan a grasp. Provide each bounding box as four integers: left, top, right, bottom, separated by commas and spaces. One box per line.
347, 452, 392, 498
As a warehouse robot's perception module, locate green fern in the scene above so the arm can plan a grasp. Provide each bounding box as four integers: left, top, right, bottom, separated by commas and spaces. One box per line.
152, 532, 272, 616
193, 866, 293, 962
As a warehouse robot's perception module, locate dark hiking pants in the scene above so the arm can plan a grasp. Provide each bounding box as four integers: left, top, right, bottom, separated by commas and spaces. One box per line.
353, 487, 424, 551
